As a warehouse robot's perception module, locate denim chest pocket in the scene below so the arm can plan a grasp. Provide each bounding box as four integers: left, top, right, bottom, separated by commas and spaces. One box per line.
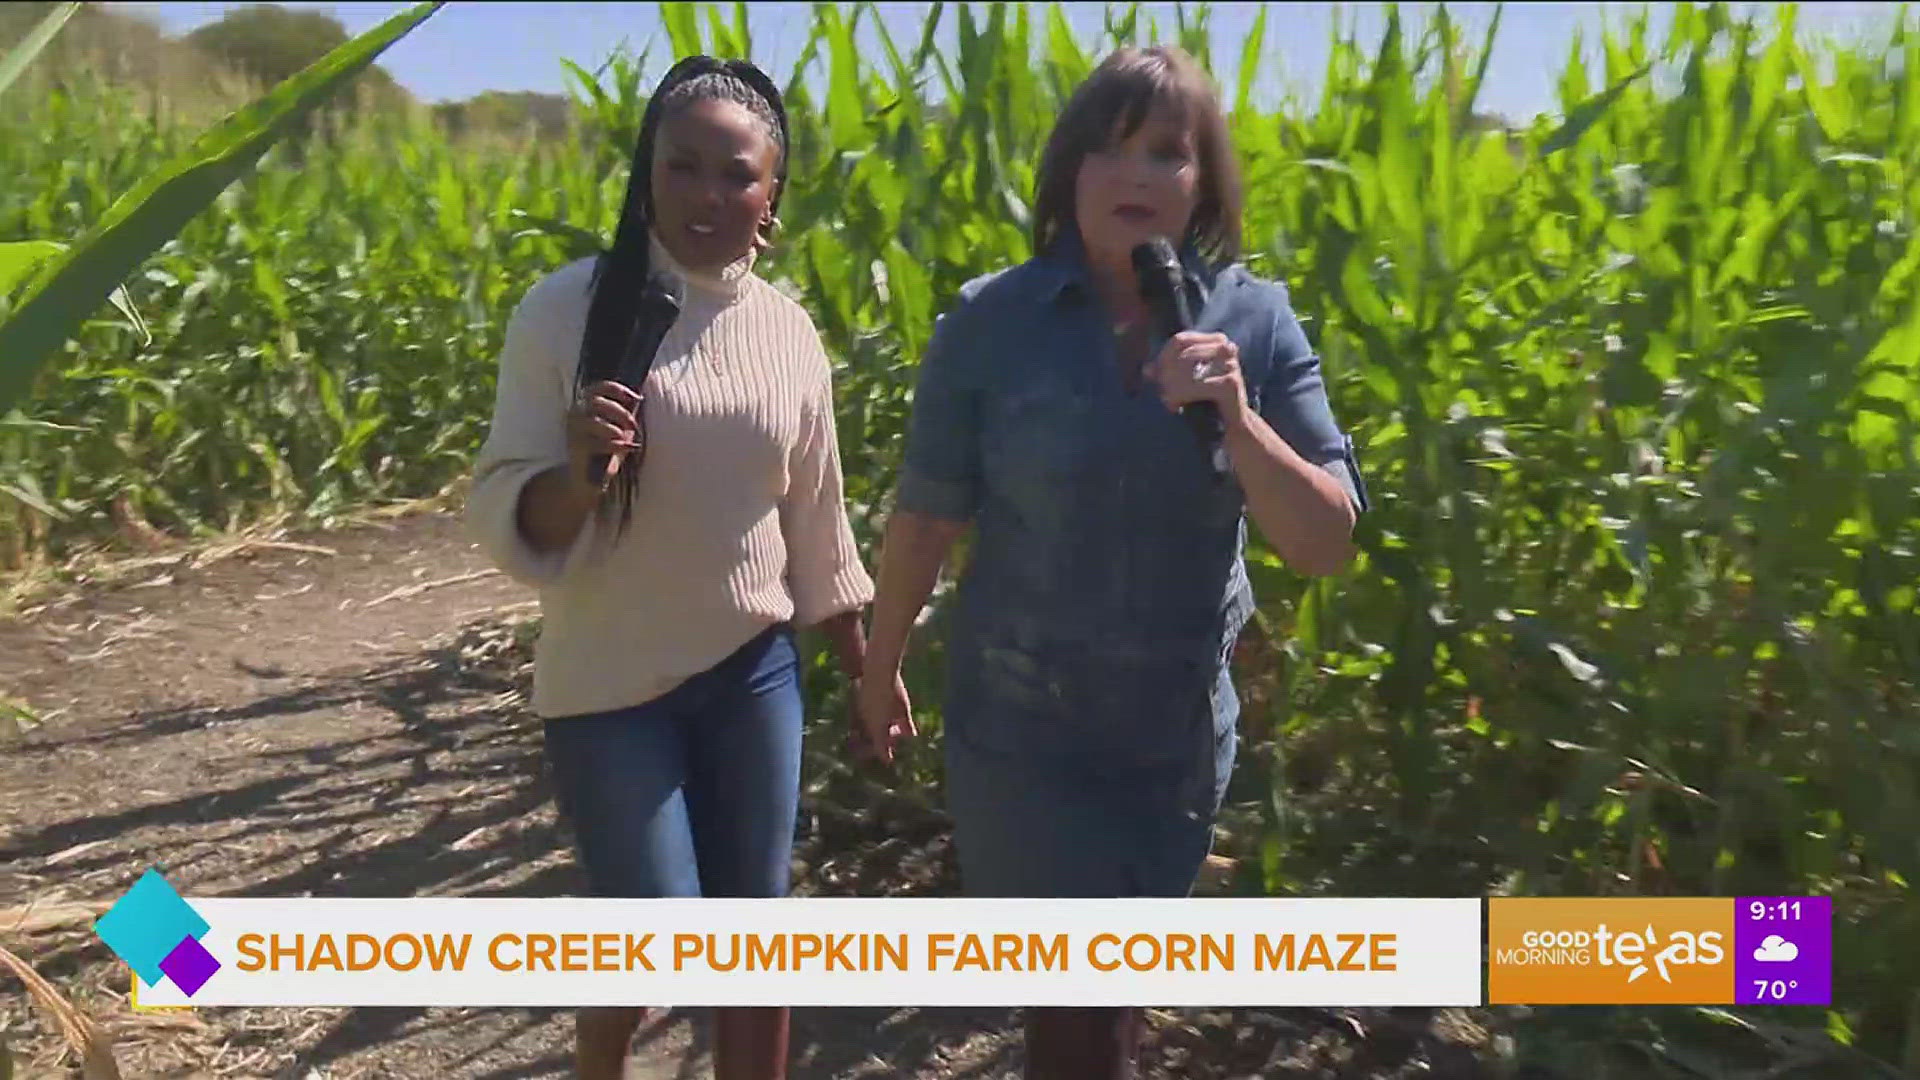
983, 379, 1098, 479
978, 381, 1105, 588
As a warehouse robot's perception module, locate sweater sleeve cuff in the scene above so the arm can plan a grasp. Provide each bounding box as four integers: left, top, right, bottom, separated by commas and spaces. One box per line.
792, 560, 875, 626
465, 458, 600, 590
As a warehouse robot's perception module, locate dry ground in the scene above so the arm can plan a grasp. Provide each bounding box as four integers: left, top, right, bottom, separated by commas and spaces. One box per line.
0, 511, 1508, 1079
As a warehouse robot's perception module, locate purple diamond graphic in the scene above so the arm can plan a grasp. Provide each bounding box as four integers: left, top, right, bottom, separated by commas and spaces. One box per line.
158, 935, 220, 996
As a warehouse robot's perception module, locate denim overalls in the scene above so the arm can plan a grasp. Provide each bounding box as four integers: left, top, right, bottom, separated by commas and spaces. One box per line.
897, 233, 1367, 898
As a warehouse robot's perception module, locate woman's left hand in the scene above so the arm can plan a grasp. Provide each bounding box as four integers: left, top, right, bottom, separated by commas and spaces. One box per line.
851, 669, 915, 766
1143, 331, 1247, 423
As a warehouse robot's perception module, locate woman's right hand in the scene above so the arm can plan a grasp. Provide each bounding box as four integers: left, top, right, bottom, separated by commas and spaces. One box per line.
565, 380, 644, 493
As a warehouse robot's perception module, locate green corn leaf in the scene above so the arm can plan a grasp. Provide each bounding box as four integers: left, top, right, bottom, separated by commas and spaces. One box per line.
733, 1, 752, 58
1046, 3, 1091, 96
660, 1, 704, 59
706, 5, 739, 58
2, 239, 149, 346
0, 240, 66, 298
508, 210, 606, 261
1, 697, 43, 736
0, 1, 443, 415
1459, 3, 1504, 119
1793, 37, 1856, 143
1235, 5, 1267, 117
0, 0, 79, 99
819, 3, 864, 153
1, 476, 61, 519
561, 58, 616, 115
1541, 62, 1651, 155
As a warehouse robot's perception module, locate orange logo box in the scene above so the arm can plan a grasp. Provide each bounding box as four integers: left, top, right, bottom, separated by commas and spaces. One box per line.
1487, 898, 1734, 1005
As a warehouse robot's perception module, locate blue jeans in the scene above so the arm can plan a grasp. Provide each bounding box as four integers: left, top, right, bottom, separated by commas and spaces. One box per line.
541, 623, 802, 898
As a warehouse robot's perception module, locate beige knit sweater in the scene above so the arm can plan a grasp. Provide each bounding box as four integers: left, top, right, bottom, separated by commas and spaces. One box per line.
466, 234, 875, 720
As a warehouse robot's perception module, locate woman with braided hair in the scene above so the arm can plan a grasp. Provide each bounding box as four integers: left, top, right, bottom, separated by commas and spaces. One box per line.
467, 55, 903, 1078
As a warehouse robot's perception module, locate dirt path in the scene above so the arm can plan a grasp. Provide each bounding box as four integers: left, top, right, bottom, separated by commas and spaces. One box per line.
0, 512, 1500, 1079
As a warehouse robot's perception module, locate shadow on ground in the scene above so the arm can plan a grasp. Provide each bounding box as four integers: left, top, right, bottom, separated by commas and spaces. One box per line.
4, 617, 1515, 1079
1, 624, 1046, 1078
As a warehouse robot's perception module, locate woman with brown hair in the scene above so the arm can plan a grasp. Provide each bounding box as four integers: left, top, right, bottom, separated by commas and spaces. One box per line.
856, 46, 1367, 1078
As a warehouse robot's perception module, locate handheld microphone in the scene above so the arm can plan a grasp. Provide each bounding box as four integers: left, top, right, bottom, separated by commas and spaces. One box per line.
1132, 237, 1227, 476
589, 271, 685, 486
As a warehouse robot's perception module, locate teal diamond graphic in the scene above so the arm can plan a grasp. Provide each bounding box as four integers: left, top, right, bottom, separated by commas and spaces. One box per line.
94, 869, 209, 986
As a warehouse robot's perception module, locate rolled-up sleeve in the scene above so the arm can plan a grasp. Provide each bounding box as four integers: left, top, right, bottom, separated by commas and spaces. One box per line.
782, 344, 876, 625
464, 273, 602, 588
895, 305, 983, 521
1259, 293, 1370, 515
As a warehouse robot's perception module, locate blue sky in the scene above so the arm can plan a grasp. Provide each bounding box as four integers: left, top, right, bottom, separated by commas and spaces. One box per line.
128, 2, 1905, 122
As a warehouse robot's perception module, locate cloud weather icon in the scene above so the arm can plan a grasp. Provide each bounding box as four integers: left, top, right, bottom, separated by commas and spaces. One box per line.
1754, 935, 1799, 963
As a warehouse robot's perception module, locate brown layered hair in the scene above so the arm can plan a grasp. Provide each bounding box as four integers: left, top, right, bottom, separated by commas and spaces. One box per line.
1030, 46, 1244, 265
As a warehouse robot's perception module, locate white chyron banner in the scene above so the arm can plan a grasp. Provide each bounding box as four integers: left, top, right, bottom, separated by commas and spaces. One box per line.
131, 897, 1485, 1008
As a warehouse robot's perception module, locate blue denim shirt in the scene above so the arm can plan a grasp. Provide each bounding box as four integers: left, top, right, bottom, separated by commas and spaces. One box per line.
898, 236, 1367, 778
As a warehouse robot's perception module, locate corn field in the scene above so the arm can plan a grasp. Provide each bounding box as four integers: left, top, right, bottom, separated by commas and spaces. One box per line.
3, 0, 1917, 1069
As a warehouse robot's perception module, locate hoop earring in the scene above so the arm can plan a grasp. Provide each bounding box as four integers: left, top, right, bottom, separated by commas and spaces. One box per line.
755, 215, 781, 251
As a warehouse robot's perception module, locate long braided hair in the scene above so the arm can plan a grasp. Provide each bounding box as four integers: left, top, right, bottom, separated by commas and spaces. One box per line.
575, 55, 791, 535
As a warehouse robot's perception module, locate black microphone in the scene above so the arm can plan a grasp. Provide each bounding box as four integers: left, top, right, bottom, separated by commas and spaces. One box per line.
1132, 237, 1226, 476
589, 271, 685, 486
